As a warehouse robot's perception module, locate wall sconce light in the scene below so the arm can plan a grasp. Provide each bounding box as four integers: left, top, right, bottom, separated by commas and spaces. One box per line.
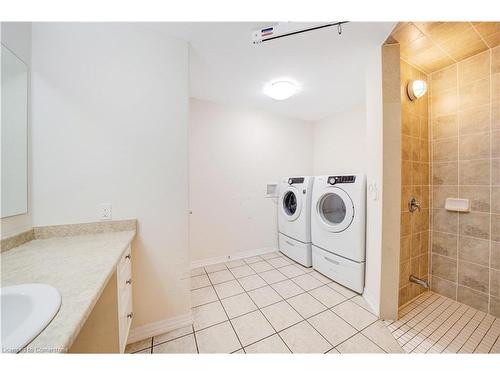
407, 80, 427, 101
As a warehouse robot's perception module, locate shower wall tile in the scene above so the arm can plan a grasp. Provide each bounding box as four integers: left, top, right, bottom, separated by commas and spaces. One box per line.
432, 209, 458, 233
490, 297, 500, 318
458, 50, 490, 85
432, 114, 458, 139
459, 160, 490, 185
430, 48, 499, 317
492, 215, 500, 242
399, 60, 430, 306
433, 138, 458, 162
457, 286, 489, 312
431, 275, 457, 299
432, 186, 458, 208
432, 231, 457, 258
432, 162, 458, 185
458, 78, 490, 109
492, 131, 500, 157
459, 212, 490, 239
491, 269, 500, 298
458, 105, 490, 135
459, 133, 490, 160
458, 261, 489, 293
493, 188, 500, 214
458, 236, 490, 266
432, 254, 457, 282
493, 159, 500, 185
459, 186, 490, 212
492, 241, 500, 270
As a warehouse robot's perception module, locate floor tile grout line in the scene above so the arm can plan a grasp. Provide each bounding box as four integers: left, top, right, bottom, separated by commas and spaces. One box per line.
395, 296, 450, 339
192, 324, 200, 354
191, 253, 372, 353
192, 256, 499, 354
488, 334, 500, 354
229, 271, 288, 351
268, 294, 333, 352
402, 298, 457, 348
151, 327, 195, 348
425, 304, 471, 353
472, 316, 498, 353
404, 300, 459, 351
394, 298, 441, 339
442, 308, 480, 352
456, 311, 489, 353
206, 267, 245, 353
332, 318, 382, 352
409, 299, 463, 353
359, 331, 390, 354
428, 305, 473, 353
394, 292, 435, 323
396, 293, 442, 327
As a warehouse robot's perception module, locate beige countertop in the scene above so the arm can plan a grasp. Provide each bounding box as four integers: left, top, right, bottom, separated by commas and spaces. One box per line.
1, 230, 135, 353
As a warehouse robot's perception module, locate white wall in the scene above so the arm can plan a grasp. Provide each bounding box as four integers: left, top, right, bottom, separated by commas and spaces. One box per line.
363, 46, 384, 316
30, 23, 190, 331
189, 99, 313, 264
313, 104, 366, 175
0, 22, 32, 238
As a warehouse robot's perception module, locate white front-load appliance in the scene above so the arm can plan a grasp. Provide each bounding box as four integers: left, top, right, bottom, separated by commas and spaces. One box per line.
311, 174, 366, 293
278, 176, 314, 267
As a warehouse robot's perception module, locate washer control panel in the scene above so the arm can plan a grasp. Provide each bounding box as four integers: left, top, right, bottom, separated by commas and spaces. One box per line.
328, 175, 356, 185
288, 177, 305, 185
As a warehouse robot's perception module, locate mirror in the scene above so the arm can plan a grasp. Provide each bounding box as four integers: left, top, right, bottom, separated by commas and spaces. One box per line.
1, 44, 28, 218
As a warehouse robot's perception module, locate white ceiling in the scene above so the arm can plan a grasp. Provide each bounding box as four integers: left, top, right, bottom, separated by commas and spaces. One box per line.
149, 22, 395, 122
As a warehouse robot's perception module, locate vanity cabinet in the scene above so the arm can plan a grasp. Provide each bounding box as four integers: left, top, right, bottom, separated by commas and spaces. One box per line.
117, 246, 133, 353
69, 246, 133, 353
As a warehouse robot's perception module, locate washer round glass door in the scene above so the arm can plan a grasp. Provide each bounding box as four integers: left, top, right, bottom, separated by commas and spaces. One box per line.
281, 187, 302, 221
317, 187, 354, 232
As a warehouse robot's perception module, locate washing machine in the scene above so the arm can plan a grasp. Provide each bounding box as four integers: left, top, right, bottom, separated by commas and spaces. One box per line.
278, 176, 314, 267
311, 174, 366, 293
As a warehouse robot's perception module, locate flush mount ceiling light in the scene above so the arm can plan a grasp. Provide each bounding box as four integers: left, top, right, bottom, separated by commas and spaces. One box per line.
263, 80, 299, 100
407, 79, 427, 101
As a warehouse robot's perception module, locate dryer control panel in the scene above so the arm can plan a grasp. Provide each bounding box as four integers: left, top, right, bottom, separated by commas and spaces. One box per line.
288, 177, 305, 185
328, 175, 356, 185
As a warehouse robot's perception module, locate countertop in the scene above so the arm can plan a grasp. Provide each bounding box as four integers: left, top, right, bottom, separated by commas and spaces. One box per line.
1, 230, 135, 353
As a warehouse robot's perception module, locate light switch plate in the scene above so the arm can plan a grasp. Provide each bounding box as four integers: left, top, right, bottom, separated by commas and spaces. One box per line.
100, 203, 112, 220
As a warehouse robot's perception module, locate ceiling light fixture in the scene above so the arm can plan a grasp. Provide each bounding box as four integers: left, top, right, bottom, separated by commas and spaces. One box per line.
407, 80, 427, 101
263, 80, 299, 100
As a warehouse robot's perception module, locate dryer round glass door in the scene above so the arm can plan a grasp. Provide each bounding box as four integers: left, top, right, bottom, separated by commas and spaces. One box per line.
316, 187, 354, 232
281, 187, 302, 221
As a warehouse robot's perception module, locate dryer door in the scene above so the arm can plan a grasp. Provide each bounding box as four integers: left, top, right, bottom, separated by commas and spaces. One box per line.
316, 187, 354, 233
280, 186, 302, 222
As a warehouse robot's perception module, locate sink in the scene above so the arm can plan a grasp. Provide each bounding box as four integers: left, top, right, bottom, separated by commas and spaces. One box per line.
1, 283, 61, 353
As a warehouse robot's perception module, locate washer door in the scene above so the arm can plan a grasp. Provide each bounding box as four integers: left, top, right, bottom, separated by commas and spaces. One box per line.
281, 187, 302, 222
316, 187, 354, 232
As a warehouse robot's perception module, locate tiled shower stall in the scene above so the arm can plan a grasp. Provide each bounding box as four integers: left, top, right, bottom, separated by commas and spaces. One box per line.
429, 48, 499, 317
397, 38, 499, 317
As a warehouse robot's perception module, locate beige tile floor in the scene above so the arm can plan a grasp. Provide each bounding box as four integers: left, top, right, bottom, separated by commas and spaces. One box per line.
126, 251, 403, 354
125, 251, 500, 354
386, 291, 500, 353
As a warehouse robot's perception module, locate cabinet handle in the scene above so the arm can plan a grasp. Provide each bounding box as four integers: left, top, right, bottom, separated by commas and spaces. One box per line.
126, 278, 132, 285
127, 312, 134, 319
125, 254, 131, 260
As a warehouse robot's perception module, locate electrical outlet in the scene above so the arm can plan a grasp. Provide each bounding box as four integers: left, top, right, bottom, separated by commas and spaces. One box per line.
100, 203, 112, 220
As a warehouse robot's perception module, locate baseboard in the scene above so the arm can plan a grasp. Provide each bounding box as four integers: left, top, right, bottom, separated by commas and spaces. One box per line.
127, 311, 193, 344
190, 246, 277, 269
